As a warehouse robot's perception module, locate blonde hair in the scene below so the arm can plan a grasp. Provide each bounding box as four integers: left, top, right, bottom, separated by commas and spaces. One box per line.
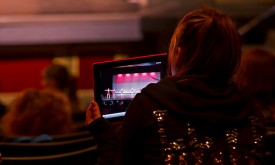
1, 89, 74, 137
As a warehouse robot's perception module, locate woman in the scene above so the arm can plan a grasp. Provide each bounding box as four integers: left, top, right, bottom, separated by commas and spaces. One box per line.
42, 64, 85, 122
86, 6, 266, 164
1, 89, 74, 139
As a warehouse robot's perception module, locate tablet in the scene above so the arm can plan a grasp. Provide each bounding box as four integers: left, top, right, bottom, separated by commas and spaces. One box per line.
92, 53, 168, 122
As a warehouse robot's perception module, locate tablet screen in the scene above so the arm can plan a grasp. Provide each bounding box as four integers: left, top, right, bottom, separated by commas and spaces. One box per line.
93, 53, 167, 122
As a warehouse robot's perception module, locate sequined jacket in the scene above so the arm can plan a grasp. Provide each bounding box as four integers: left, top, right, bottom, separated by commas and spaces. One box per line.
88, 76, 266, 165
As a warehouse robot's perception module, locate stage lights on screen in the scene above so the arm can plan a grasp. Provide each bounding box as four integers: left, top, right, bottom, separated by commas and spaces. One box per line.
115, 72, 158, 82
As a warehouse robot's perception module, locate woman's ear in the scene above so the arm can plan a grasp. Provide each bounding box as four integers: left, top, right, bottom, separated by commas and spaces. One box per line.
175, 47, 183, 66
171, 47, 183, 76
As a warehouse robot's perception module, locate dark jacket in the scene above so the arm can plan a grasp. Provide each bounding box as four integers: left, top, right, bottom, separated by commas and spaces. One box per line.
88, 76, 266, 165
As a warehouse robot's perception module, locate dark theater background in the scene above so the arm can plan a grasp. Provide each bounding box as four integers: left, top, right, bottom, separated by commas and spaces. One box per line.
0, 0, 275, 111
1, 1, 275, 164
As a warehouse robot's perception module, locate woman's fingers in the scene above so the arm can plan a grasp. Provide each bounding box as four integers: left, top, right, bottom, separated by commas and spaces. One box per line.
85, 101, 101, 126
91, 101, 101, 119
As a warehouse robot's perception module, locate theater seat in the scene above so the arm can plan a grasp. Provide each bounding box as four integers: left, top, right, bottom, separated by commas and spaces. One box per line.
1, 145, 97, 165
0, 136, 98, 165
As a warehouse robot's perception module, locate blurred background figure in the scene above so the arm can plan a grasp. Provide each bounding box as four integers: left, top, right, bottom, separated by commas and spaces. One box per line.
234, 48, 275, 126
0, 88, 75, 141
0, 101, 6, 119
234, 48, 275, 164
0, 100, 7, 137
41, 64, 85, 122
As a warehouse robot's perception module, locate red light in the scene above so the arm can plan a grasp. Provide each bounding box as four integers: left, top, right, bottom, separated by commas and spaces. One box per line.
142, 73, 147, 76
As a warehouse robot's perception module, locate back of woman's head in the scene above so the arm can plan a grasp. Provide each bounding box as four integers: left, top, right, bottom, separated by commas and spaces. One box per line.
234, 48, 275, 98
42, 64, 81, 113
43, 64, 69, 91
1, 89, 73, 137
168, 6, 241, 83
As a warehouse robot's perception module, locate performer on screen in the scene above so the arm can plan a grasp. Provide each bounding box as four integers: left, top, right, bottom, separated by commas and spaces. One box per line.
112, 89, 116, 98
130, 88, 135, 95
105, 88, 111, 99
120, 88, 124, 94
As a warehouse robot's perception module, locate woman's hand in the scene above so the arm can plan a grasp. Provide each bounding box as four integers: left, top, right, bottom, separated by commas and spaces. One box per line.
85, 101, 101, 126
